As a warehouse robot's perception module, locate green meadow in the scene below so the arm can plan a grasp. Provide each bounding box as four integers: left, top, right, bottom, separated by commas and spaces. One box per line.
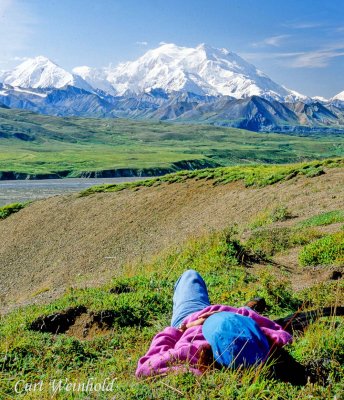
1, 107, 344, 177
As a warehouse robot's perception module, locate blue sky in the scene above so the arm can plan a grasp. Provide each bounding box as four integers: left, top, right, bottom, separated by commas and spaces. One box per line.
0, 0, 344, 97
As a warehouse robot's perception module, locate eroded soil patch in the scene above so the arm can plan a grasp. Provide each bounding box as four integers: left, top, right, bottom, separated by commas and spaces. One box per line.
29, 306, 150, 340
29, 305, 87, 335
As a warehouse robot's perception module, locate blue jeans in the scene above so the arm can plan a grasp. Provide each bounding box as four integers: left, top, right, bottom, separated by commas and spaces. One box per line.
171, 269, 211, 328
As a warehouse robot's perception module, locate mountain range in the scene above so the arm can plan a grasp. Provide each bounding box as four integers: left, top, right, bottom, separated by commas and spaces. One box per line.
1, 43, 344, 133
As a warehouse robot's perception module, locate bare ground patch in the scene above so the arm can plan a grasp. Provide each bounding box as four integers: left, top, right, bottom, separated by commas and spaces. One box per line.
29, 306, 148, 340
1, 168, 343, 312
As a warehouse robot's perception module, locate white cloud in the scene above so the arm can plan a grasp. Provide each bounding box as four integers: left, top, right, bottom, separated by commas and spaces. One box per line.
289, 46, 344, 68
283, 21, 324, 29
252, 35, 291, 48
136, 41, 148, 46
241, 51, 303, 61
242, 43, 344, 69
0, 0, 36, 66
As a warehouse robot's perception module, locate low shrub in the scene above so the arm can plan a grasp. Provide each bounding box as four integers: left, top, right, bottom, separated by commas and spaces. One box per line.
79, 158, 344, 196
299, 281, 344, 308
298, 210, 344, 228
250, 206, 293, 229
291, 318, 344, 386
245, 226, 323, 258
0, 202, 27, 219
252, 268, 302, 314
303, 166, 325, 178
289, 227, 323, 246
299, 232, 344, 266
270, 206, 293, 222
245, 227, 291, 257
221, 225, 251, 265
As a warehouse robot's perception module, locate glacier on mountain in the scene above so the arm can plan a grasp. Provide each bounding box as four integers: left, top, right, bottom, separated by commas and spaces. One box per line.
72, 66, 117, 96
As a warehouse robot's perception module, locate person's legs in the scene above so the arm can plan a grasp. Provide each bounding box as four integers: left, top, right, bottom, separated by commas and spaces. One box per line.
171, 269, 211, 328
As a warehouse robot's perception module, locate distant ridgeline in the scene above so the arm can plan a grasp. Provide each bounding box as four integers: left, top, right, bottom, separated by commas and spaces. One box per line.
1, 43, 344, 134
1, 86, 344, 135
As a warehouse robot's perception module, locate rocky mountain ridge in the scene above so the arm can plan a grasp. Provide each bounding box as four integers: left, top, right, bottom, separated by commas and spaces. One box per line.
1, 44, 344, 133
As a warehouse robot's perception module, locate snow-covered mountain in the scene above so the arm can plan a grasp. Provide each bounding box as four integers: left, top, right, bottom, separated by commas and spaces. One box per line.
72, 66, 117, 95
74, 43, 307, 101
110, 43, 307, 100
1, 45, 309, 101
332, 90, 344, 102
1, 44, 344, 134
311, 96, 329, 104
1, 56, 92, 91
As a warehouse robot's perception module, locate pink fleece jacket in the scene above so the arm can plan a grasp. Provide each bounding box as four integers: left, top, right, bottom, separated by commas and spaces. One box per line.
136, 305, 292, 377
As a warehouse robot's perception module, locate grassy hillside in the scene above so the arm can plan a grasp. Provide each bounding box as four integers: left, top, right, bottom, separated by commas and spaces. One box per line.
0, 205, 343, 398
0, 159, 343, 398
1, 107, 344, 178
1, 158, 343, 311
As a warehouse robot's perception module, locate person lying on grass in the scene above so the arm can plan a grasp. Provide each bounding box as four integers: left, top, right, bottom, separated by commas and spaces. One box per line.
136, 269, 292, 377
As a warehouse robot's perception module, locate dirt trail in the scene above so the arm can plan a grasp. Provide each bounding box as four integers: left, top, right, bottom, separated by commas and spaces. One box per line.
0, 168, 343, 312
